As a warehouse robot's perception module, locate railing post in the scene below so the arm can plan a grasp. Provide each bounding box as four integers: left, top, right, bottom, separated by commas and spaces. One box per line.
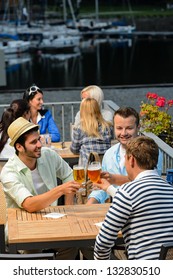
71, 103, 74, 124
61, 104, 65, 142
51, 104, 55, 119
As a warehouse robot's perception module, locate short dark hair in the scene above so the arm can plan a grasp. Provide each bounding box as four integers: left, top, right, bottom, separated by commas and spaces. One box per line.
126, 136, 159, 170
114, 107, 140, 126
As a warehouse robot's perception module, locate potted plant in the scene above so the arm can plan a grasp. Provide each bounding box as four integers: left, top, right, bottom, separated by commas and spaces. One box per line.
140, 92, 173, 147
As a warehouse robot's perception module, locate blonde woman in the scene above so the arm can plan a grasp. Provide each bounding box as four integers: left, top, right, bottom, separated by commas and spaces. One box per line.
74, 85, 113, 127
70, 98, 113, 167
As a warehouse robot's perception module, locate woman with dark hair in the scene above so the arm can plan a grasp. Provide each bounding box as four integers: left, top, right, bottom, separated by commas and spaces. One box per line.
23, 84, 60, 142
0, 99, 30, 158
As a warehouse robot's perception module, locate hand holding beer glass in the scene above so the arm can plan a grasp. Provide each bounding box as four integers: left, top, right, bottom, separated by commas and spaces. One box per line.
87, 161, 101, 183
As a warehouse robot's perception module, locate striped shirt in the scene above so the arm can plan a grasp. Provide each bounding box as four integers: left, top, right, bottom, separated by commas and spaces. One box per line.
94, 170, 173, 260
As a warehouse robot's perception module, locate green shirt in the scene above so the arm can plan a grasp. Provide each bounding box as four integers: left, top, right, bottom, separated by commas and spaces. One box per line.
0, 147, 73, 209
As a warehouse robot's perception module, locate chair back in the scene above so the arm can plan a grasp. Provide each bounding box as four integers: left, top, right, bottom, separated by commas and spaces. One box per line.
0, 253, 55, 260
0, 158, 8, 173
159, 243, 173, 259
0, 182, 6, 225
0, 182, 6, 253
70, 122, 75, 139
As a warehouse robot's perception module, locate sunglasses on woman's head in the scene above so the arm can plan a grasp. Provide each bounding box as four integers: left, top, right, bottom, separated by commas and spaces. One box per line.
28, 85, 42, 96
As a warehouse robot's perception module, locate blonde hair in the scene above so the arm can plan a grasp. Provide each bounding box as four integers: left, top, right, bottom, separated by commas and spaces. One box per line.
80, 85, 104, 107
80, 98, 111, 137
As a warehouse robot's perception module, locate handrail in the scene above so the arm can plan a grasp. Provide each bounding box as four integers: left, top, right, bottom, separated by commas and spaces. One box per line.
0, 100, 113, 141
142, 132, 173, 175
0, 101, 80, 142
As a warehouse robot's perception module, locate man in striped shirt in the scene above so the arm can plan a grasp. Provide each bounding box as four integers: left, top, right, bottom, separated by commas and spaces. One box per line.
94, 136, 173, 260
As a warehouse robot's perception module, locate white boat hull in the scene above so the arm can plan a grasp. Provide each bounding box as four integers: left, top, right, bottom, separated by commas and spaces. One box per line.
0, 40, 31, 54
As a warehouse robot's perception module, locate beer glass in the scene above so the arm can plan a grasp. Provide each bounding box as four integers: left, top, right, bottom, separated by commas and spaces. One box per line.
87, 161, 101, 183
73, 165, 85, 184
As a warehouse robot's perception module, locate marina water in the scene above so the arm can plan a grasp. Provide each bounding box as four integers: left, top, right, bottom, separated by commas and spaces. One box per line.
4, 37, 173, 90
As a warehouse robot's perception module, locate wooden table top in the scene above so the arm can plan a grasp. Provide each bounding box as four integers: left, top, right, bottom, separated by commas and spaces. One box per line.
8, 203, 123, 251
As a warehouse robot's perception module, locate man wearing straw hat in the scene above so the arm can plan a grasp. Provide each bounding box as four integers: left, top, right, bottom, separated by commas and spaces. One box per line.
0, 117, 80, 259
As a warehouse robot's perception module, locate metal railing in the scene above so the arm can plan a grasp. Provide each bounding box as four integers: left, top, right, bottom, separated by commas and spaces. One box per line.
142, 132, 173, 175
0, 100, 117, 142
0, 100, 173, 175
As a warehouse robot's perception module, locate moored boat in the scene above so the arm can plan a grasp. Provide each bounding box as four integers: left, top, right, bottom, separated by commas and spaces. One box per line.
0, 33, 31, 54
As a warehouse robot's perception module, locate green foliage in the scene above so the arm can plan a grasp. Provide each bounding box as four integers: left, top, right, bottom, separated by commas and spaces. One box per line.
140, 93, 173, 147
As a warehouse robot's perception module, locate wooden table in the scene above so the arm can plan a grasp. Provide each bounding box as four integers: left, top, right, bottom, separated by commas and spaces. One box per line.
7, 203, 122, 253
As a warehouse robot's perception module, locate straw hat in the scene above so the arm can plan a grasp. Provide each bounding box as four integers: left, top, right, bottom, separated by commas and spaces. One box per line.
8, 117, 39, 146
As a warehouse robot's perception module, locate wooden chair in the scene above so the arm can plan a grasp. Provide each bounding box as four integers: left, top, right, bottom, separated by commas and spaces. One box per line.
159, 243, 173, 260
0, 182, 7, 253
0, 253, 55, 260
112, 242, 173, 260
0, 158, 8, 173
0, 183, 56, 259
112, 238, 128, 260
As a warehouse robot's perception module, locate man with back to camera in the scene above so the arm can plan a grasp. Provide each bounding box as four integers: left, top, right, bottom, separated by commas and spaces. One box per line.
94, 136, 173, 260
86, 107, 163, 205
0, 117, 81, 259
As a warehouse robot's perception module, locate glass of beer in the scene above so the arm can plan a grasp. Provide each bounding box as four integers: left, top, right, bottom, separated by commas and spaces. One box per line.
73, 165, 85, 184
87, 161, 101, 183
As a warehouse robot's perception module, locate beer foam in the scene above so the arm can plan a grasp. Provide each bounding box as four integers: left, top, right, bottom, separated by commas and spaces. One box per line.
87, 166, 101, 171
73, 166, 84, 170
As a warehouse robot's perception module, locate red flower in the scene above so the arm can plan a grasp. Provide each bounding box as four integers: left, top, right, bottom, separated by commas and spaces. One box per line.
146, 92, 158, 100
140, 93, 173, 143
156, 96, 166, 107
167, 100, 173, 107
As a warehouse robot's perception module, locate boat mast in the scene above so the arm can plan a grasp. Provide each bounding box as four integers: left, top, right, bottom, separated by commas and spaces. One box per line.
2, 0, 10, 23
62, 0, 77, 28
26, 0, 31, 24
62, 0, 67, 23
95, 0, 99, 22
126, 0, 136, 27
67, 0, 77, 28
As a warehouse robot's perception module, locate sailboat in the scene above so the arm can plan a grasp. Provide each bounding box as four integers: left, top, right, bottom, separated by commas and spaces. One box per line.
65, 0, 135, 35
0, 33, 30, 54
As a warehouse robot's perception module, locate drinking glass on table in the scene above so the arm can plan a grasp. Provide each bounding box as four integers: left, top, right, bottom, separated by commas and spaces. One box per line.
40, 134, 52, 147
87, 161, 101, 183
